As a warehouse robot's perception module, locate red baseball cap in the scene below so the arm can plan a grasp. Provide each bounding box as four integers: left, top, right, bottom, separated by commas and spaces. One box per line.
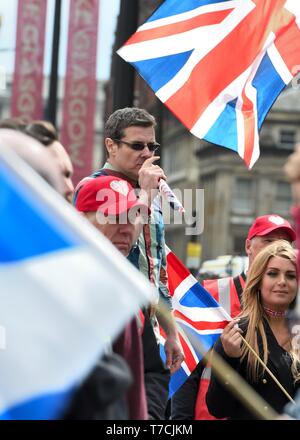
74, 175, 148, 216
247, 214, 296, 241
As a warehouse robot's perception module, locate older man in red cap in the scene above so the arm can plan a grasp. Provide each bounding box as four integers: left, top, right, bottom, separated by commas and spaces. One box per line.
245, 214, 296, 267
73, 175, 170, 420
172, 213, 296, 421
74, 175, 148, 257
74, 175, 147, 419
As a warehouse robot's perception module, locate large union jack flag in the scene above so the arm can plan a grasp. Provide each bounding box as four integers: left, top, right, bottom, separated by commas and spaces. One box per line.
161, 247, 230, 396
118, 0, 300, 168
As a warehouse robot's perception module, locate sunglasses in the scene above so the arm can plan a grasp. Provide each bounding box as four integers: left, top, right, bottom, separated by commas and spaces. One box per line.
113, 139, 160, 152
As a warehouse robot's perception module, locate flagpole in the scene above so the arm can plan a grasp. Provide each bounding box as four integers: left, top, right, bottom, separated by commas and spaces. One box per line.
208, 347, 279, 420
112, 0, 139, 110
45, 0, 62, 127
240, 335, 296, 404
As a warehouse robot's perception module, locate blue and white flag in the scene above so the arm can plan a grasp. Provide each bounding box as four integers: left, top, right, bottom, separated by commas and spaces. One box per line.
0, 146, 155, 420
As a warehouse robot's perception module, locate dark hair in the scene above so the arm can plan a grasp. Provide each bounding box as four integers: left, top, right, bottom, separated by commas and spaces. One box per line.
24, 120, 58, 146
105, 107, 156, 140
0, 118, 59, 147
0, 117, 28, 130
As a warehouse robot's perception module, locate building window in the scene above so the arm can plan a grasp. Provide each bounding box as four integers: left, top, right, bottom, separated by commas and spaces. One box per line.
279, 130, 296, 150
163, 142, 185, 176
232, 178, 254, 214
233, 236, 246, 255
274, 181, 292, 215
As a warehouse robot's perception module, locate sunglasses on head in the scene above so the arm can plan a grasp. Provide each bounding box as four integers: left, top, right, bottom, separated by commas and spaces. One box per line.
113, 139, 160, 152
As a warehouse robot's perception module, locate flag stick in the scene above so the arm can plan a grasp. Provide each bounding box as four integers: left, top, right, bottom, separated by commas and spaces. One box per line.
208, 346, 278, 420
157, 300, 279, 420
201, 298, 296, 405
240, 335, 296, 404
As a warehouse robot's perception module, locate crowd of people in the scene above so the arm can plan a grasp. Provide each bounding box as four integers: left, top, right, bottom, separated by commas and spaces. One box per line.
1, 106, 300, 420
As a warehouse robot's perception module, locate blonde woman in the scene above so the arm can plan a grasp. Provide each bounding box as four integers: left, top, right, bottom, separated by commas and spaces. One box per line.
206, 240, 300, 419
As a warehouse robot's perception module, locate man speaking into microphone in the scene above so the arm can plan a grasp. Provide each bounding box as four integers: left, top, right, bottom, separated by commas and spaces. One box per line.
74, 107, 184, 419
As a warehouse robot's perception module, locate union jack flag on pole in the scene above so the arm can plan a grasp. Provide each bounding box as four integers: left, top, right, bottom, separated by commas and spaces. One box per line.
118, 0, 300, 168
162, 247, 230, 396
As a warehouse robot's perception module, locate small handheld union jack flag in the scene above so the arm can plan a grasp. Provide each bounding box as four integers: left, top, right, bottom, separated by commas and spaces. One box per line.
118, 0, 300, 168
162, 247, 230, 396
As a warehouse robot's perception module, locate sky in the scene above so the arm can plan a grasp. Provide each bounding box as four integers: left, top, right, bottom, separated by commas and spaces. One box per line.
0, 0, 121, 80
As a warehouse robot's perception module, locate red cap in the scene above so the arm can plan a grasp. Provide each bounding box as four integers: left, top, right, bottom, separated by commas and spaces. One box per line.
247, 215, 296, 241
74, 175, 148, 216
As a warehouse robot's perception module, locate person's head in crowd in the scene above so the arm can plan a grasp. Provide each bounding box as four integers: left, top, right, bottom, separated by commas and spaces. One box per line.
74, 175, 148, 256
245, 214, 296, 267
104, 107, 159, 181
0, 117, 28, 131
0, 118, 74, 202
0, 128, 62, 192
241, 240, 299, 381
24, 121, 74, 202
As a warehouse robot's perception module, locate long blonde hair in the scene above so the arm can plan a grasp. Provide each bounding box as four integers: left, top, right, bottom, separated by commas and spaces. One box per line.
240, 240, 300, 382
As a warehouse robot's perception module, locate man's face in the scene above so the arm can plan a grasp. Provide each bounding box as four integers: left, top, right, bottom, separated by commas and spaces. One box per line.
106, 125, 156, 180
48, 141, 74, 202
246, 229, 293, 267
85, 212, 136, 256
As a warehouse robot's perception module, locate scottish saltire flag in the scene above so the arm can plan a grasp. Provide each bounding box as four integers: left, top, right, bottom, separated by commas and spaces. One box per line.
118, 0, 300, 168
0, 146, 155, 420
162, 247, 230, 396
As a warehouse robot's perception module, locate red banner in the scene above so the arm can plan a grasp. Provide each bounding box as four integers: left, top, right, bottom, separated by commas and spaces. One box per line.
11, 0, 47, 120
61, 0, 100, 185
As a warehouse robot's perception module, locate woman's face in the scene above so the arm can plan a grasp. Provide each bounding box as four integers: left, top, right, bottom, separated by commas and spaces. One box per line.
260, 256, 297, 311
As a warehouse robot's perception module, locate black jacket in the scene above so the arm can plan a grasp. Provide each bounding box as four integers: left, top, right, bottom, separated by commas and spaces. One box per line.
206, 318, 300, 419
63, 352, 132, 420
171, 361, 204, 420
142, 310, 170, 420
